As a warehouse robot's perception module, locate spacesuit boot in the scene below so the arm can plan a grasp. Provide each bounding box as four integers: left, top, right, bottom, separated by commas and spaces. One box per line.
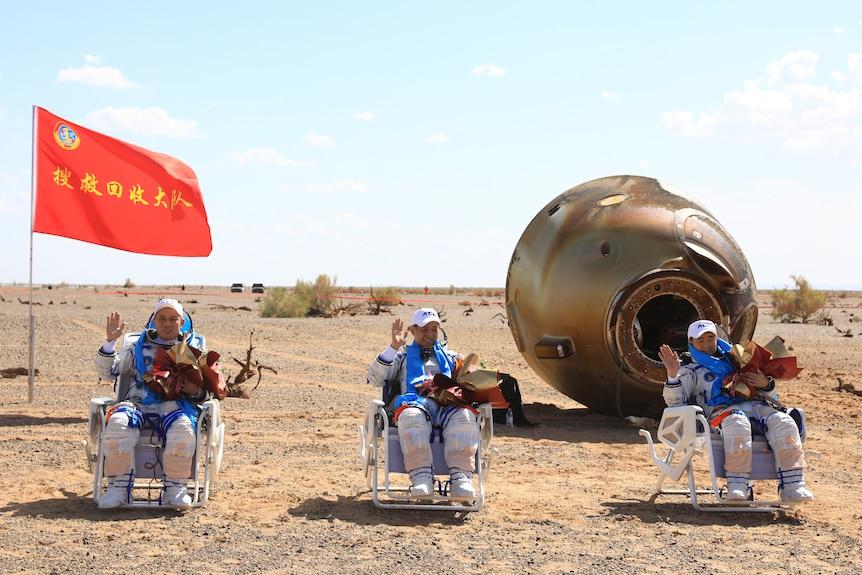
408, 467, 434, 498
164, 477, 192, 508
99, 472, 133, 509
779, 468, 814, 502
725, 472, 750, 501
449, 468, 476, 499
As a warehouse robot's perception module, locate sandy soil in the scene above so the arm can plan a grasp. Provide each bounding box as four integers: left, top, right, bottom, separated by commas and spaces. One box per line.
0, 285, 860, 575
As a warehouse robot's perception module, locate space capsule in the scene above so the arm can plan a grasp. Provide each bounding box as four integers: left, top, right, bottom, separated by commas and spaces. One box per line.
505, 175, 758, 418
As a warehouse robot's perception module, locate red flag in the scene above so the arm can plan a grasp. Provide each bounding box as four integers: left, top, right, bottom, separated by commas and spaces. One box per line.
32, 107, 212, 256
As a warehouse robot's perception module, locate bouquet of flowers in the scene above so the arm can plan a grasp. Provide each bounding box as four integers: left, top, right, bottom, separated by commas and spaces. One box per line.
143, 340, 227, 401
418, 353, 509, 408
722, 336, 803, 399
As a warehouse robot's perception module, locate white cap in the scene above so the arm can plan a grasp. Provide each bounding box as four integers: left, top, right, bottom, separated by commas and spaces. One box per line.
154, 298, 184, 318
411, 308, 441, 327
687, 319, 716, 339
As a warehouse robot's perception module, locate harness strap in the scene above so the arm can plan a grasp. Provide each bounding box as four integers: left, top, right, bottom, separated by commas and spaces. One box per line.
106, 404, 144, 429
708, 408, 740, 429
440, 404, 479, 428
392, 403, 410, 424
160, 409, 186, 438
393, 401, 435, 424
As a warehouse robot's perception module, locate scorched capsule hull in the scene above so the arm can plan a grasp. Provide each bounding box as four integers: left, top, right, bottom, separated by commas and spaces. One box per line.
505, 175, 758, 418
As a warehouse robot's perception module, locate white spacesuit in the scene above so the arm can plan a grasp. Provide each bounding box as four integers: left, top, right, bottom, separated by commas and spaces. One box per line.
94, 299, 211, 509
366, 308, 480, 499
662, 320, 813, 503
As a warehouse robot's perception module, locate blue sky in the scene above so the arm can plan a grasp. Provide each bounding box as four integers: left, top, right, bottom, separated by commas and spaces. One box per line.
1, 1, 861, 290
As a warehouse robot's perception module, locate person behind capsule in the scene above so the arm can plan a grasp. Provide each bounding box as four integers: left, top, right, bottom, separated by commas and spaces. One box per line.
94, 298, 216, 508
658, 319, 813, 502
366, 308, 480, 499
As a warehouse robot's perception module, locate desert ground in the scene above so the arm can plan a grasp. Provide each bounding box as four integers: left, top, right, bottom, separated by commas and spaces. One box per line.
0, 285, 860, 575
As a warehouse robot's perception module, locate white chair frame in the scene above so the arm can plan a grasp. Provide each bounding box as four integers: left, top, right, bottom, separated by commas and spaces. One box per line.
639, 405, 816, 512
85, 396, 223, 508
359, 399, 497, 511
84, 329, 225, 508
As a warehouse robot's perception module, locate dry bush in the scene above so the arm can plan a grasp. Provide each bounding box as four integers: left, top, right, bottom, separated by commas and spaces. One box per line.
367, 286, 401, 315
770, 275, 828, 324
259, 287, 308, 318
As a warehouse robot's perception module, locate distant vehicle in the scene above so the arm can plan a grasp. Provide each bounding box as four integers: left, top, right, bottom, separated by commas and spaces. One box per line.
251, 283, 265, 294
230, 283, 244, 293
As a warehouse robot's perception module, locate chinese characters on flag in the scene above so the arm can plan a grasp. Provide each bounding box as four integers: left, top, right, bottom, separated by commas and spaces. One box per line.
33, 107, 212, 256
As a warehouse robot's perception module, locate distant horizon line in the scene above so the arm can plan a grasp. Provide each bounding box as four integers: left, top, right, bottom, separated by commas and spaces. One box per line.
2, 282, 861, 293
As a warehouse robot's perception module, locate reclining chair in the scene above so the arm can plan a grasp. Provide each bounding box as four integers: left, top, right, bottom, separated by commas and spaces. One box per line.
84, 312, 225, 508
359, 397, 497, 511
639, 404, 816, 512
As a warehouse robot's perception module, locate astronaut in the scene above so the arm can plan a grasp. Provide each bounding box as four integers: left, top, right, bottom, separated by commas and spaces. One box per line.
366, 308, 480, 499
659, 319, 814, 503
94, 299, 212, 509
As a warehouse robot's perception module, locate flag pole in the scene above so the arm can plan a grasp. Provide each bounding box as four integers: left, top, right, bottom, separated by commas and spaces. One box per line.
28, 106, 38, 403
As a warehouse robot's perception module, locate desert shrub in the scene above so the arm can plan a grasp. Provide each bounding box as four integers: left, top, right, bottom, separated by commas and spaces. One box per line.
330, 297, 364, 316
123, 278, 135, 288
295, 274, 337, 317
259, 287, 308, 318
814, 309, 834, 326
770, 275, 828, 324
367, 286, 401, 315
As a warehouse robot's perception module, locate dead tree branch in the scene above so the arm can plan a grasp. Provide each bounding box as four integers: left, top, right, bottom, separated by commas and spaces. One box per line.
225, 330, 278, 397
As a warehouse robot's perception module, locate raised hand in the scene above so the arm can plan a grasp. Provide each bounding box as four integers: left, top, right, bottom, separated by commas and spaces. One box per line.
658, 344, 681, 379
390, 317, 409, 350
105, 311, 126, 342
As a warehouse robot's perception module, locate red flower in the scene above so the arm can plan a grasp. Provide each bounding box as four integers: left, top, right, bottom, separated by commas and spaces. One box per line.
144, 341, 227, 401
722, 337, 803, 398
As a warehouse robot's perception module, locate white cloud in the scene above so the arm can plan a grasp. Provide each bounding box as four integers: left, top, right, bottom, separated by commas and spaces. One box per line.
764, 50, 818, 85
306, 134, 334, 147
296, 183, 335, 194
353, 111, 375, 120
273, 214, 324, 236
83, 106, 199, 137
226, 147, 316, 166
331, 212, 369, 229
849, 53, 862, 85
601, 91, 622, 101
57, 64, 141, 89
635, 158, 649, 168
725, 80, 794, 120
275, 179, 369, 193
0, 173, 22, 213
273, 212, 369, 236
2, 173, 19, 187
834, 26, 845, 34
334, 179, 369, 193
661, 110, 718, 136
472, 63, 507, 77
425, 132, 450, 143
663, 50, 862, 160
